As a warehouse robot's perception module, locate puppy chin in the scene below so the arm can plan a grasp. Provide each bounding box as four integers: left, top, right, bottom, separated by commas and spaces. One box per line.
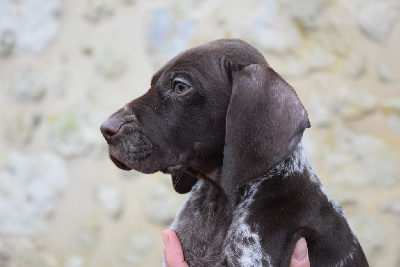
111, 156, 159, 174
109, 154, 132, 171
126, 158, 165, 174
108, 144, 153, 171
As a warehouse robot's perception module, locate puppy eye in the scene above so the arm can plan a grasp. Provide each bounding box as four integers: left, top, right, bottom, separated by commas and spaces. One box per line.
173, 81, 191, 94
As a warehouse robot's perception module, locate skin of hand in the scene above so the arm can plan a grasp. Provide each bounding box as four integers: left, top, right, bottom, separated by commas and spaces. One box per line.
162, 229, 310, 267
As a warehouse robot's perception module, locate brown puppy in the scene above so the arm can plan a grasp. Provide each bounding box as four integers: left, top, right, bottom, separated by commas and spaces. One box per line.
101, 39, 368, 266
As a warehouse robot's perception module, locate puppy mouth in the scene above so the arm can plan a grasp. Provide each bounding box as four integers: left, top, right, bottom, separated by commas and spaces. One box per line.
109, 154, 132, 170
109, 148, 152, 171
111, 153, 185, 174
108, 135, 154, 171
108, 138, 188, 174
167, 164, 185, 173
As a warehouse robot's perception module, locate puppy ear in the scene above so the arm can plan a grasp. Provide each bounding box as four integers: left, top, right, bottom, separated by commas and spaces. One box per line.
221, 64, 310, 194
171, 173, 198, 194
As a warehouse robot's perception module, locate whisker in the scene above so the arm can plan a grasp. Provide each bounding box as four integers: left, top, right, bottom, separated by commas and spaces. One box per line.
162, 92, 172, 103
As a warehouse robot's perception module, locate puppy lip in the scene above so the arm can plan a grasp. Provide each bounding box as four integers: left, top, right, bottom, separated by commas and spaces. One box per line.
109, 154, 132, 170
166, 164, 185, 174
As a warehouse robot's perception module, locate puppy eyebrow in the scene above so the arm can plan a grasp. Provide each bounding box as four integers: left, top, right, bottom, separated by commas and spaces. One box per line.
170, 70, 195, 83
171, 76, 191, 85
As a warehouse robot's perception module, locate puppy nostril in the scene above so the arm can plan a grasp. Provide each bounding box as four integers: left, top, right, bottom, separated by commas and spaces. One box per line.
104, 128, 116, 138
100, 118, 123, 141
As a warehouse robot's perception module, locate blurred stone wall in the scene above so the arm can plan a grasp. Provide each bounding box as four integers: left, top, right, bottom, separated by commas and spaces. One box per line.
0, 0, 399, 266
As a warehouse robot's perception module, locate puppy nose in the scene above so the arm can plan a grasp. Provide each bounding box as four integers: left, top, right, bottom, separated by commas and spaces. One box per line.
100, 117, 123, 143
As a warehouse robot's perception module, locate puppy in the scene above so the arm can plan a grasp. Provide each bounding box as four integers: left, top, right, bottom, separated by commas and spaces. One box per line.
101, 39, 368, 266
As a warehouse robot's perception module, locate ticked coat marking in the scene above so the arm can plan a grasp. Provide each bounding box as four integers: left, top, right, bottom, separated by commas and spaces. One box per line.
171, 142, 365, 266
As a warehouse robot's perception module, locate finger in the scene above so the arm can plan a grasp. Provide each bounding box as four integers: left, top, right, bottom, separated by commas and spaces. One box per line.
289, 237, 310, 267
163, 229, 189, 267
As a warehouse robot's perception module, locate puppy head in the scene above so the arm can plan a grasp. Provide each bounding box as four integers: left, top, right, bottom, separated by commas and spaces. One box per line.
100, 39, 309, 194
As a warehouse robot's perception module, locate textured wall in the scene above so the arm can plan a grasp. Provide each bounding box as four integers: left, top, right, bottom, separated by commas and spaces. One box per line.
0, 0, 399, 266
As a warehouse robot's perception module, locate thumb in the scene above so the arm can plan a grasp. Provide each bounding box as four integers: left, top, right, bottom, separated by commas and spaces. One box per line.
289, 237, 310, 267
163, 229, 189, 267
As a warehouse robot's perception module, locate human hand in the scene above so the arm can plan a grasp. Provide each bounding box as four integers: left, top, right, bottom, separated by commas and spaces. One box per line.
162, 229, 189, 267
162, 229, 310, 267
289, 237, 310, 267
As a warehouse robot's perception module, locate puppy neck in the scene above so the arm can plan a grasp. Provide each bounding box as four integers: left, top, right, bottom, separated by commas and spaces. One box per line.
186, 153, 224, 184
187, 140, 320, 198
262, 140, 311, 179
255, 139, 326, 196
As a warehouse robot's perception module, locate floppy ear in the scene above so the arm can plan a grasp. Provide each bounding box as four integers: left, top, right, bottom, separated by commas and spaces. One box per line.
171, 173, 198, 194
221, 64, 310, 194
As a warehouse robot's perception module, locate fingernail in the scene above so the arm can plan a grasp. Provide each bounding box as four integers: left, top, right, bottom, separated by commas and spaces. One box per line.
294, 238, 308, 261
162, 230, 170, 249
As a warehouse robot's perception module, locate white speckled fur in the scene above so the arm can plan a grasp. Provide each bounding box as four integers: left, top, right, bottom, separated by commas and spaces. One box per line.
170, 181, 203, 231
336, 244, 358, 267
331, 200, 359, 242
220, 141, 325, 266
170, 140, 364, 266
222, 178, 272, 266
265, 140, 326, 196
